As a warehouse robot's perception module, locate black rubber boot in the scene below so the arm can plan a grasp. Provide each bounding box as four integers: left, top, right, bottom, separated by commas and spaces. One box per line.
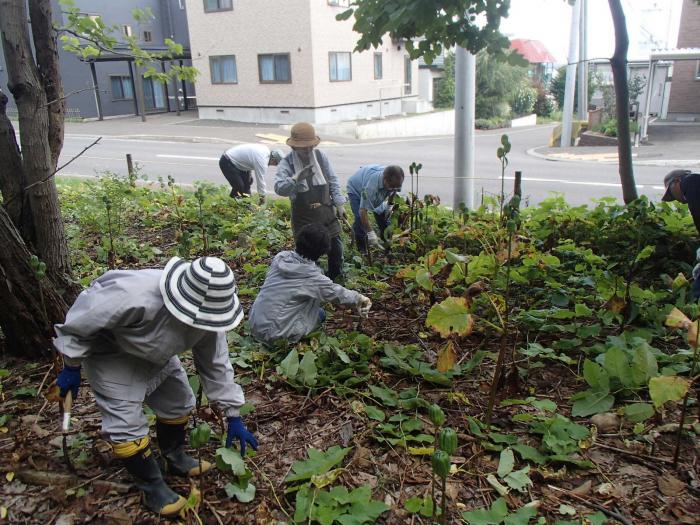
156, 420, 211, 477
122, 446, 186, 516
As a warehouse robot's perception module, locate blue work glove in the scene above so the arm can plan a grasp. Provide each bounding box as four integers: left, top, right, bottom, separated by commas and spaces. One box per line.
226, 416, 258, 456
56, 365, 81, 398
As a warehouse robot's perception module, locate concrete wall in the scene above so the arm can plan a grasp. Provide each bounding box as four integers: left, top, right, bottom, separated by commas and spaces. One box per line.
668, 0, 700, 117
355, 109, 455, 140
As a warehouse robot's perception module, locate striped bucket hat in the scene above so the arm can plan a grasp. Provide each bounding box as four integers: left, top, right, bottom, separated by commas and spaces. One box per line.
159, 256, 243, 332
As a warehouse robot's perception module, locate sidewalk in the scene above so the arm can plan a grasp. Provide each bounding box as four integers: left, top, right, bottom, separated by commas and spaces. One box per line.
64, 111, 354, 146
528, 121, 700, 168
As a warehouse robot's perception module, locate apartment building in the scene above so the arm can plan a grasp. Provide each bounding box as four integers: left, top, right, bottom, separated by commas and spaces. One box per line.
0, 0, 194, 119
667, 0, 700, 119
186, 0, 419, 124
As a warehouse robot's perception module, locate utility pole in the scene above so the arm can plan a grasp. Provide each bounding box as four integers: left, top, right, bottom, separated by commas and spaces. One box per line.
453, 47, 475, 210
577, 0, 588, 120
560, 0, 581, 147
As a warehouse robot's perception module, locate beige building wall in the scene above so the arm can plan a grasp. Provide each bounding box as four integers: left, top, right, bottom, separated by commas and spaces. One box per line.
308, 0, 417, 108
186, 0, 419, 123
186, 0, 315, 108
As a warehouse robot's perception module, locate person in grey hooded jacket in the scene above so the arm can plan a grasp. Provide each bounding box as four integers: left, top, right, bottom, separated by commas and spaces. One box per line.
54, 256, 257, 517
249, 224, 371, 344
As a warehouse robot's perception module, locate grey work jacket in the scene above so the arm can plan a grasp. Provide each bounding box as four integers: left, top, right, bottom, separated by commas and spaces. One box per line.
274, 149, 346, 205
53, 269, 245, 415
248, 251, 360, 344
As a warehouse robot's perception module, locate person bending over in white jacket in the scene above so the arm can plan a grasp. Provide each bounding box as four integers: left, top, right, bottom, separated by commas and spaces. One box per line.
249, 223, 371, 344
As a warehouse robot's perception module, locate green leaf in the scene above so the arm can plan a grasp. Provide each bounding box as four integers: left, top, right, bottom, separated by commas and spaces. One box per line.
277, 349, 299, 378
215, 447, 247, 476
14, 387, 37, 398
511, 444, 546, 465
364, 405, 386, 421
497, 448, 515, 477
504, 501, 540, 525
426, 297, 473, 338
503, 466, 532, 492
404, 496, 423, 513
624, 403, 654, 423
571, 390, 615, 417
582, 359, 609, 391
225, 481, 256, 502
416, 268, 434, 291
285, 446, 352, 483
603, 346, 633, 387
649, 375, 691, 409
337, 501, 391, 525
574, 303, 592, 317
462, 497, 509, 525
299, 351, 318, 386
630, 346, 658, 386
368, 385, 399, 407
189, 422, 211, 449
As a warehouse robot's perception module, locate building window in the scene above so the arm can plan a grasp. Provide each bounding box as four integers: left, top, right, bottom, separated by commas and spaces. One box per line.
122, 25, 132, 38
329, 52, 351, 82
143, 30, 152, 42
110, 76, 134, 100
374, 52, 383, 80
328, 0, 350, 6
258, 54, 291, 83
404, 56, 412, 95
204, 0, 232, 12
210, 55, 238, 84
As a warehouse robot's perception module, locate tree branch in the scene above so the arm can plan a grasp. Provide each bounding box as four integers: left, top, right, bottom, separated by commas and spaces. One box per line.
2, 137, 101, 209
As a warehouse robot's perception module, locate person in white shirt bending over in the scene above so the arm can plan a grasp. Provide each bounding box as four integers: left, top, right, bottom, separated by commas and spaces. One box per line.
219, 144, 283, 203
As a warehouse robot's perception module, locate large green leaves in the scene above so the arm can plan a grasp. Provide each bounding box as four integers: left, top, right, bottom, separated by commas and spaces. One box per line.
285, 446, 352, 484
426, 297, 473, 338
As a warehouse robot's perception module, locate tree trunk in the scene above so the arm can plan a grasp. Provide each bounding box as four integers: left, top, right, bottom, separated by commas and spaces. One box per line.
28, 0, 65, 170
607, 0, 638, 204
0, 206, 68, 357
0, 89, 25, 229
0, 0, 77, 298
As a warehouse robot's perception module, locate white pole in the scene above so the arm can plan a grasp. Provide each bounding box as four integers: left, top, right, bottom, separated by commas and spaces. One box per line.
577, 0, 588, 120
560, 0, 581, 147
453, 47, 475, 210
641, 60, 656, 141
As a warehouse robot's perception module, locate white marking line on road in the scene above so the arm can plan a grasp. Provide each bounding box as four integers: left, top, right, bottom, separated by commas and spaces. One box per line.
156, 154, 219, 161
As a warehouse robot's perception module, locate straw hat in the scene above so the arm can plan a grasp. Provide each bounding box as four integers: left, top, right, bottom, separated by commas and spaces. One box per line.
160, 256, 243, 332
286, 122, 321, 148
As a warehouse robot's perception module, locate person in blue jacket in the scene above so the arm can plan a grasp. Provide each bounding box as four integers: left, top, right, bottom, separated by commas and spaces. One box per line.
346, 165, 404, 252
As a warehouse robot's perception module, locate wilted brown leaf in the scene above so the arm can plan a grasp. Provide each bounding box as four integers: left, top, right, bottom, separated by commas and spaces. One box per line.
437, 341, 457, 373
658, 475, 686, 497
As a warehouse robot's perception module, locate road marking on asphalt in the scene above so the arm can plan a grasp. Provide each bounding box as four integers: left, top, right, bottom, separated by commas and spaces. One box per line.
156, 154, 219, 161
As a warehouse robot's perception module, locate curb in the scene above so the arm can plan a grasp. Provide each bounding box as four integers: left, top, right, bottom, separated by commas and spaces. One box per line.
526, 146, 700, 168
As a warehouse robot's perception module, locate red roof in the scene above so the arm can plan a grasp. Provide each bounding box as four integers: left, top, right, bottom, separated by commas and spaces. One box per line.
510, 39, 556, 64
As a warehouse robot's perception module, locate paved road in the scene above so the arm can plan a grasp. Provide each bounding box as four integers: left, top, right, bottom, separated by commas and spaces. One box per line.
58, 125, 668, 207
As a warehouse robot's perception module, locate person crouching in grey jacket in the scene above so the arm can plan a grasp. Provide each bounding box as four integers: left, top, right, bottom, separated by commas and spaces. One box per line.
54, 257, 257, 517
249, 224, 372, 344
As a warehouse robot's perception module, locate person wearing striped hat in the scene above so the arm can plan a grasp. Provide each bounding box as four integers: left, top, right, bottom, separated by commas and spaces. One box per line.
53, 256, 256, 517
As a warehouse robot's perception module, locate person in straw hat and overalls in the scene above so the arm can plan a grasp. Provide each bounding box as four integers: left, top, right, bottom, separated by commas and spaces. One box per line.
53, 256, 257, 517
275, 122, 347, 281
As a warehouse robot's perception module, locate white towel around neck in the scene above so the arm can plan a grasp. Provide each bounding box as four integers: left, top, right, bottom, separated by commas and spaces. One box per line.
291, 149, 326, 191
